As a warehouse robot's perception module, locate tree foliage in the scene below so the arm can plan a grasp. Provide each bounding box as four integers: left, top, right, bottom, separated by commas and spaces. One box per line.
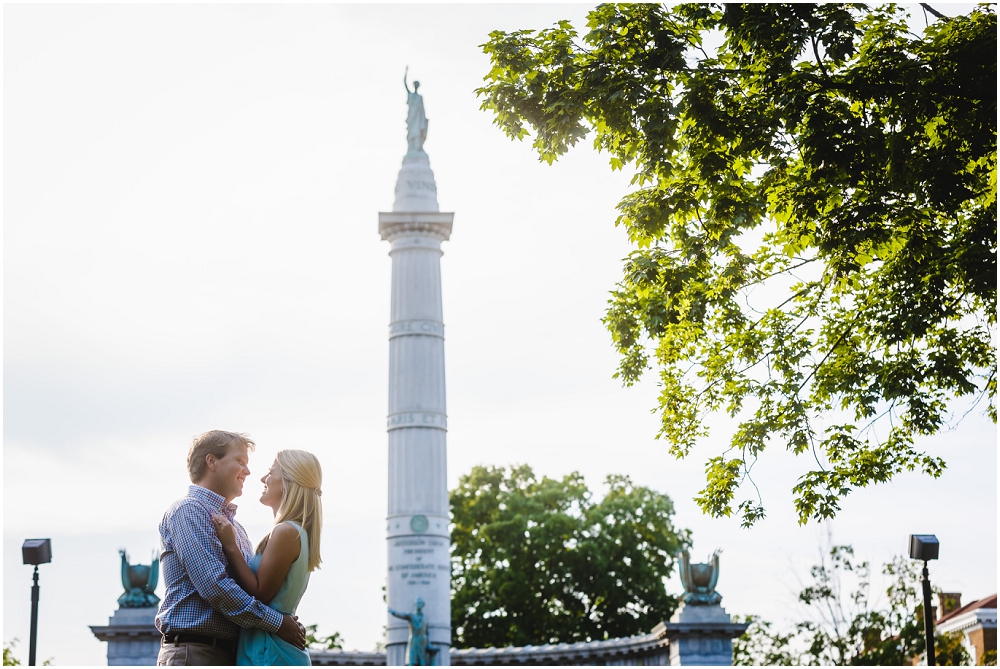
733, 545, 970, 665
1, 640, 50, 667
304, 624, 343, 651
2, 640, 20, 667
450, 465, 690, 647
477, 4, 997, 526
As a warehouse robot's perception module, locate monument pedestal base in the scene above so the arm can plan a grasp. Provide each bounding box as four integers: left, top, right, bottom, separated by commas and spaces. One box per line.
386, 641, 451, 666
386, 643, 405, 667
663, 603, 748, 666
90, 607, 160, 666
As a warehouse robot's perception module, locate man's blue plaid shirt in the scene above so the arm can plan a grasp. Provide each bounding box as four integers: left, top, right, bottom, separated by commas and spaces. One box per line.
155, 485, 283, 640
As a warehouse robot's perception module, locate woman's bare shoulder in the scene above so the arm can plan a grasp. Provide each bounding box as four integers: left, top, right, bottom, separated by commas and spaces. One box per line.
262, 522, 297, 549
262, 522, 302, 562
269, 522, 300, 541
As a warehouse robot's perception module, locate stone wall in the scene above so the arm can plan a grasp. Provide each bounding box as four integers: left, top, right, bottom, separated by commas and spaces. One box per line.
311, 608, 748, 667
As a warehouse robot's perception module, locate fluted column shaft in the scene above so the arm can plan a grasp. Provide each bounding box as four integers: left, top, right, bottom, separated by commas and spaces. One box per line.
380, 212, 454, 666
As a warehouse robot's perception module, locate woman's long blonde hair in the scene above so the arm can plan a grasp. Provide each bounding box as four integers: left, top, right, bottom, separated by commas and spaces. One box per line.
256, 449, 323, 571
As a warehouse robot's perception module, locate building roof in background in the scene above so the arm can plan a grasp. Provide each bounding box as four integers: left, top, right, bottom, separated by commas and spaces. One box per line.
937, 594, 997, 625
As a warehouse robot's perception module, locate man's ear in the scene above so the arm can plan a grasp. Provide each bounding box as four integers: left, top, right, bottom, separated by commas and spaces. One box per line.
205, 453, 217, 473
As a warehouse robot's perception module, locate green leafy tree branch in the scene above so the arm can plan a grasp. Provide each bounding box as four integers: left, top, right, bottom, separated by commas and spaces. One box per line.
477, 3, 997, 526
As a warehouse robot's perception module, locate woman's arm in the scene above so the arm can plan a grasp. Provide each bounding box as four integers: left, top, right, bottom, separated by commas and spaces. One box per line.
210, 515, 300, 603
210, 512, 263, 597
252, 523, 301, 604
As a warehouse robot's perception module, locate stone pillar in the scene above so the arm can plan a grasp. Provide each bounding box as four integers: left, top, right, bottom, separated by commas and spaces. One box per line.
380, 148, 453, 666
89, 606, 161, 666
663, 603, 748, 666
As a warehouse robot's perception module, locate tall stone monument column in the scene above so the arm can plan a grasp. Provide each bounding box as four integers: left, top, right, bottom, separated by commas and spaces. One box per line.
380, 73, 453, 666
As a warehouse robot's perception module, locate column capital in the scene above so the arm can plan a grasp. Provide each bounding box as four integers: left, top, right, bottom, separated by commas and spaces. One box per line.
379, 212, 454, 242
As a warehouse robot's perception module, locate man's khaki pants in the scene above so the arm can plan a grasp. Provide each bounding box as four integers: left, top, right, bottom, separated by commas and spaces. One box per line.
157, 641, 236, 666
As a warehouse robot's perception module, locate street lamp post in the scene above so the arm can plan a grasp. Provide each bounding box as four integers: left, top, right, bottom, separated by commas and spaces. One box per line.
29, 566, 40, 665
21, 539, 52, 667
909, 534, 939, 667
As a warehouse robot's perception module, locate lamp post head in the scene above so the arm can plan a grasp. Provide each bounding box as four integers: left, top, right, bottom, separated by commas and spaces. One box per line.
22, 539, 52, 566
908, 534, 939, 561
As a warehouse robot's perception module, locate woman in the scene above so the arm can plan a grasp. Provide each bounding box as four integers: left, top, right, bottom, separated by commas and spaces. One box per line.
211, 449, 323, 666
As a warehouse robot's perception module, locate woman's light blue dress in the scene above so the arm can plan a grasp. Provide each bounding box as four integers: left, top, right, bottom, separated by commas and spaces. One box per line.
237, 522, 311, 666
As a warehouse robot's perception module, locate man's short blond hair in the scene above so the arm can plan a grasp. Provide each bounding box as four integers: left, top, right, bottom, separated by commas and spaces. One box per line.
187, 430, 255, 482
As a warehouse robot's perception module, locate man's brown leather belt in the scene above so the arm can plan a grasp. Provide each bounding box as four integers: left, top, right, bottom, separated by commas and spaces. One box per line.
162, 633, 237, 653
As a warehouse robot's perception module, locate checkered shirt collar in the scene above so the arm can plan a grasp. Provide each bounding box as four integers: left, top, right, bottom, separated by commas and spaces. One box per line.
189, 484, 239, 518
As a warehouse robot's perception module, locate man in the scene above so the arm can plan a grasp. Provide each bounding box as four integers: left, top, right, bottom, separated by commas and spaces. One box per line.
156, 430, 306, 665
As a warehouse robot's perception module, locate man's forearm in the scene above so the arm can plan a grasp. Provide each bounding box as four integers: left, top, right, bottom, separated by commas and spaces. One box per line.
204, 584, 283, 632
222, 546, 261, 598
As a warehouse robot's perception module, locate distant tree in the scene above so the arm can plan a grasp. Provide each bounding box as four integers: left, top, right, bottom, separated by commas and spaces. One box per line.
1, 639, 50, 667
477, 3, 997, 526
305, 624, 343, 650
3, 639, 20, 667
450, 465, 690, 647
733, 545, 970, 665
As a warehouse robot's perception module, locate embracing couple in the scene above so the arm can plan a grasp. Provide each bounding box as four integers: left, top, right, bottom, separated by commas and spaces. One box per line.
155, 430, 323, 666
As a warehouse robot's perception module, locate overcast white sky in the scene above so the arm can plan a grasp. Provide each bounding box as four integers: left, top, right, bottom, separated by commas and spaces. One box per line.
4, 4, 995, 665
